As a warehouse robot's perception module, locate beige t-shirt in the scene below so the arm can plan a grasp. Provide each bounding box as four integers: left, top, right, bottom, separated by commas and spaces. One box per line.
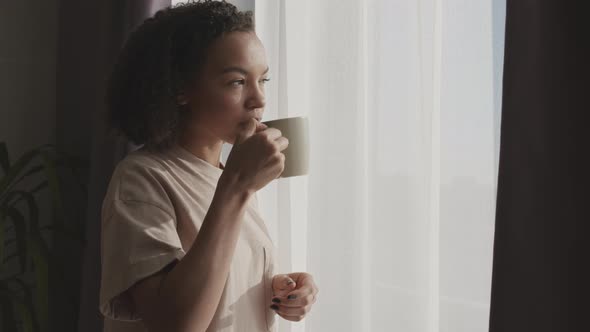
99, 143, 278, 332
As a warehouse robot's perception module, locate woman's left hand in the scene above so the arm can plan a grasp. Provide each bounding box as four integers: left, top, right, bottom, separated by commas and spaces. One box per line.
270, 272, 319, 322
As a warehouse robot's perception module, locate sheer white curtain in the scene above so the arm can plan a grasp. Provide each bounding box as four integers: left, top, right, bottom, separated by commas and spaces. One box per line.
171, 0, 505, 330
253, 0, 506, 332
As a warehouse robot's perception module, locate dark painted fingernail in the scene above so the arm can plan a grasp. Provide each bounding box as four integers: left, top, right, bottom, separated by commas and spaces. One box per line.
272, 298, 281, 303
287, 295, 297, 300
270, 304, 279, 310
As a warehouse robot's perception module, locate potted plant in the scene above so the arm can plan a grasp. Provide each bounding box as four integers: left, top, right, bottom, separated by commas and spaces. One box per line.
0, 142, 88, 332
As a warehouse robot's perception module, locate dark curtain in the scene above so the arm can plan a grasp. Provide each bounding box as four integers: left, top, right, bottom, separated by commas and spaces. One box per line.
489, 1, 589, 331
54, 1, 171, 331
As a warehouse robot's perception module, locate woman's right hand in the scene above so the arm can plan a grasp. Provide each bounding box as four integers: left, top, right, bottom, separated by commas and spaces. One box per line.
222, 118, 289, 194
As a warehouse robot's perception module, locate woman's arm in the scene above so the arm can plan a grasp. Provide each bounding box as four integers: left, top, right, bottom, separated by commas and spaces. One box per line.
129, 172, 252, 332
129, 118, 286, 331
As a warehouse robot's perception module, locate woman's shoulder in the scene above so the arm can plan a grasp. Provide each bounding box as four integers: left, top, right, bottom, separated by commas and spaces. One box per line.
112, 146, 177, 180
117, 146, 167, 169
107, 148, 174, 204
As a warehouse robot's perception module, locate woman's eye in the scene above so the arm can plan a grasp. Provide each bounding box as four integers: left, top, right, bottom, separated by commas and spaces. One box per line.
230, 78, 271, 86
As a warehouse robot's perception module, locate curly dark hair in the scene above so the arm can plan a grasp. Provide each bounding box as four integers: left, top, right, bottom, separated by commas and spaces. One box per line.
105, 0, 255, 151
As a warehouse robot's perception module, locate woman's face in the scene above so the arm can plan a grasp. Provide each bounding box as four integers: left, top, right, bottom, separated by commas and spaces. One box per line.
182, 31, 269, 145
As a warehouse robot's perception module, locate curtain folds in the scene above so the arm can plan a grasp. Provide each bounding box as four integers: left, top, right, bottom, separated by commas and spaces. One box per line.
489, 1, 590, 331
71, 1, 172, 331
254, 0, 505, 331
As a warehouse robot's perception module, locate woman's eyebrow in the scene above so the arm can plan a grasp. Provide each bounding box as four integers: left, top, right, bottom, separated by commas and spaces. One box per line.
220, 66, 270, 75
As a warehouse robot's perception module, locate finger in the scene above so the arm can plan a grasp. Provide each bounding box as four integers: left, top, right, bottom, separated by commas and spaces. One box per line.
272, 274, 296, 289
286, 272, 314, 287
234, 118, 258, 145
262, 153, 285, 178
272, 274, 297, 297
285, 279, 314, 298
273, 307, 311, 320
275, 311, 305, 323
259, 127, 283, 141
277, 312, 305, 322
272, 289, 315, 308
275, 136, 289, 151
255, 121, 268, 132
273, 304, 310, 316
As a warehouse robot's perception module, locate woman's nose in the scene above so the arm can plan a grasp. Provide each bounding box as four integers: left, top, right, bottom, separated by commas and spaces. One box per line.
247, 86, 266, 109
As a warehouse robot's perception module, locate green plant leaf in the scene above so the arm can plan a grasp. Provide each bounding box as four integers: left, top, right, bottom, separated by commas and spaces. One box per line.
0, 278, 39, 332
15, 300, 34, 332
0, 144, 54, 202
11, 278, 38, 332
29, 181, 48, 196
0, 142, 9, 175
11, 155, 87, 197
1, 207, 29, 274
2, 190, 39, 231
27, 233, 48, 331
10, 164, 44, 190
1, 190, 40, 275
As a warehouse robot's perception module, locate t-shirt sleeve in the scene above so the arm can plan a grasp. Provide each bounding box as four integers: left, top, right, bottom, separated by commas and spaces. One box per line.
99, 199, 185, 321
98, 160, 186, 321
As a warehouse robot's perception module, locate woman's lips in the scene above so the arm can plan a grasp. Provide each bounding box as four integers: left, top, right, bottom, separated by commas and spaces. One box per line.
239, 117, 261, 126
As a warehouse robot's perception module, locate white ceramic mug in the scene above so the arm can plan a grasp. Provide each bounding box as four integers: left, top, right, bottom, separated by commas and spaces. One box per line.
261, 116, 309, 178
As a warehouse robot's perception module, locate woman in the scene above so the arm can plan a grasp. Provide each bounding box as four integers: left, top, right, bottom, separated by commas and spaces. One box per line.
98, 1, 319, 331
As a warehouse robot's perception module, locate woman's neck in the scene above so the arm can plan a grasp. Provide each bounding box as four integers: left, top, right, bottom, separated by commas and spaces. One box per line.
177, 132, 224, 169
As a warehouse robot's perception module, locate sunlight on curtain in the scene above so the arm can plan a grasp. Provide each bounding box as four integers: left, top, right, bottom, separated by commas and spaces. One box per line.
170, 0, 505, 330
254, 0, 506, 331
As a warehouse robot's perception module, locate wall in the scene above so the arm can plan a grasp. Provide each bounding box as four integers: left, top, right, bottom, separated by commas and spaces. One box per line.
0, 1, 59, 159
